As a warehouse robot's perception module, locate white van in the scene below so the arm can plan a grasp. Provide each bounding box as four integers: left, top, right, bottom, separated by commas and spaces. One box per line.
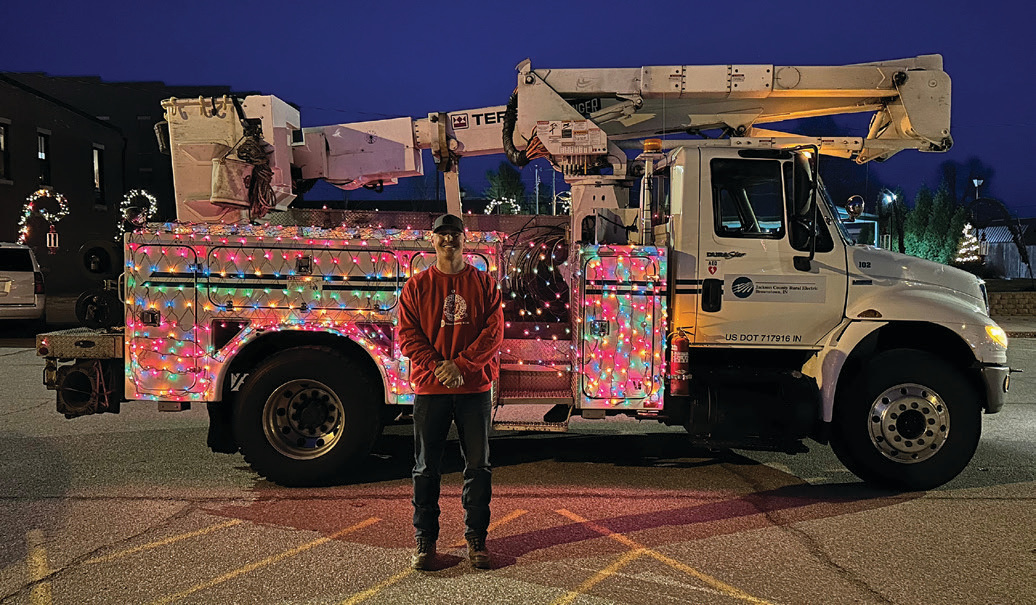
0, 243, 46, 324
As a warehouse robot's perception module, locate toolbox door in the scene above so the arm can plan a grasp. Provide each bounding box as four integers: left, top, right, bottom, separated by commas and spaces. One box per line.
126, 243, 200, 394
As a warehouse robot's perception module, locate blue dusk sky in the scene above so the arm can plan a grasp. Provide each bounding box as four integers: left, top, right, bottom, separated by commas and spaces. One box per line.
4, 0, 1031, 213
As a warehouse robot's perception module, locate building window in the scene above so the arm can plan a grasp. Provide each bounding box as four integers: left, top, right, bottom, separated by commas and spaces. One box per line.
37, 131, 51, 186
93, 145, 106, 207
0, 121, 10, 182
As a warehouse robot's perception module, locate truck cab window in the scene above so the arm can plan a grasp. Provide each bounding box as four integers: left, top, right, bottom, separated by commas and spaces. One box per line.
711, 159, 784, 239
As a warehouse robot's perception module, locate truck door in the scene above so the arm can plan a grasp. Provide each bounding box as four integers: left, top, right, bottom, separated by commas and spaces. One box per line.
695, 150, 848, 347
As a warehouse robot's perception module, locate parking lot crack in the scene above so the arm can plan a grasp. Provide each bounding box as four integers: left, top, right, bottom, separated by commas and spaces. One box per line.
0, 502, 196, 602
725, 465, 895, 604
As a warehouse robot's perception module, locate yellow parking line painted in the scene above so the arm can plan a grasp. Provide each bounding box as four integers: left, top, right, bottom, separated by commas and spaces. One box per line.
341, 569, 415, 605
550, 547, 645, 605
556, 509, 773, 605
85, 519, 244, 564
343, 509, 528, 605
449, 509, 529, 547
26, 530, 52, 605
149, 517, 379, 605
644, 550, 773, 605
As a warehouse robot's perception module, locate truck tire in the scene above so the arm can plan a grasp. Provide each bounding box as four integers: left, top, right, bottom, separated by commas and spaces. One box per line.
831, 348, 981, 490
233, 346, 381, 486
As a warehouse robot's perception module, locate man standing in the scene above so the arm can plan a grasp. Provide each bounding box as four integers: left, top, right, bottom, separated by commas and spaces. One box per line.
398, 213, 503, 571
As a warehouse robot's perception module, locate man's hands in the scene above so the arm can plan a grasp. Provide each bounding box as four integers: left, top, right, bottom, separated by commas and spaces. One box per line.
434, 360, 464, 389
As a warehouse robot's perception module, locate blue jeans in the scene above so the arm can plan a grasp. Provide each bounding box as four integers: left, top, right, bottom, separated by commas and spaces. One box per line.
412, 391, 492, 542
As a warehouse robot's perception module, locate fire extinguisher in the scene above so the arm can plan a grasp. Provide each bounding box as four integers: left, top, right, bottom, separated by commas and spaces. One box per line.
670, 329, 690, 396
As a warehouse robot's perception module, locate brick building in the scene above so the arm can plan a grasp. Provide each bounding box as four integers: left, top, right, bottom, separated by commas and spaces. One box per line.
0, 73, 240, 295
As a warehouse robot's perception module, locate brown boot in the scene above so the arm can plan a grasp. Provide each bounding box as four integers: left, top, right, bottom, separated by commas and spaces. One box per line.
411, 538, 436, 571
466, 536, 490, 569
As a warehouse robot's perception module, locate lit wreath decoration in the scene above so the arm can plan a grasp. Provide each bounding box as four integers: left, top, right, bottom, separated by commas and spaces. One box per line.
117, 189, 160, 240
17, 188, 70, 244
483, 196, 522, 215
553, 191, 572, 214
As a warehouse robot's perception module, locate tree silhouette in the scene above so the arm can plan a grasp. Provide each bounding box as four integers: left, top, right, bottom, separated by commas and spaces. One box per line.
484, 162, 528, 212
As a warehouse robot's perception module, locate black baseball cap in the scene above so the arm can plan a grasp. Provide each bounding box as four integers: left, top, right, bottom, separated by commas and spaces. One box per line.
432, 213, 464, 234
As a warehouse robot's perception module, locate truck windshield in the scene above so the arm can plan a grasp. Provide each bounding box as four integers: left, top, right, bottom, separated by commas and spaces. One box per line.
817, 178, 854, 245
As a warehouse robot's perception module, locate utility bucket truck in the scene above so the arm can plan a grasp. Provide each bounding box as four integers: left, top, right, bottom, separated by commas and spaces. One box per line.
37, 55, 1009, 489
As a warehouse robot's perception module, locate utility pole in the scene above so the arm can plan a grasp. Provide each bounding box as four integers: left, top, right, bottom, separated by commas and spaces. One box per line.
534, 166, 541, 214
552, 170, 556, 215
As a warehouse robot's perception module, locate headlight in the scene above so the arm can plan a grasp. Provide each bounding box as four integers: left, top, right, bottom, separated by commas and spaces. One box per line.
986, 325, 1008, 349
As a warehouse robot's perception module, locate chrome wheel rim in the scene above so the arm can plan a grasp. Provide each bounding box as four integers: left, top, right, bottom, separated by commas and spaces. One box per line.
262, 379, 345, 460
867, 383, 950, 464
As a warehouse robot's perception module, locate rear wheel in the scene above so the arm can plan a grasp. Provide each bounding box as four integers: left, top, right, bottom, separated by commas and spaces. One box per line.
832, 349, 981, 490
233, 346, 381, 486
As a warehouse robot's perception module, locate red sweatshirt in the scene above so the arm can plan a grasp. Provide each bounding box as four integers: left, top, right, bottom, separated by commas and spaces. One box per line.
398, 264, 503, 395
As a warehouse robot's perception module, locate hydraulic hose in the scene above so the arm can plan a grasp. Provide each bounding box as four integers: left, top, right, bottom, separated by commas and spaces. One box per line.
502, 92, 530, 167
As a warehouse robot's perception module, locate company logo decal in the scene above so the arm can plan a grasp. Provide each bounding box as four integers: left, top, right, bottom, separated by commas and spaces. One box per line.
731, 277, 755, 298
441, 292, 469, 326
706, 251, 747, 259
451, 114, 469, 130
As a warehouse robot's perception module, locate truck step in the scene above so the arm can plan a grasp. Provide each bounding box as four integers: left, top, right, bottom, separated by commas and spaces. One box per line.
500, 363, 572, 372
498, 389, 572, 405
492, 420, 570, 433
499, 368, 571, 392
500, 339, 570, 363
492, 401, 572, 432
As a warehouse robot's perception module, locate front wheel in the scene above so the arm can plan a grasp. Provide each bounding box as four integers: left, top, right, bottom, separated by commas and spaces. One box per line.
233, 346, 382, 486
831, 349, 981, 490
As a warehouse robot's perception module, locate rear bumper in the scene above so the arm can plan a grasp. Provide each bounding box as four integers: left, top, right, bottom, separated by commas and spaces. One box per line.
0, 298, 45, 320
980, 365, 1010, 414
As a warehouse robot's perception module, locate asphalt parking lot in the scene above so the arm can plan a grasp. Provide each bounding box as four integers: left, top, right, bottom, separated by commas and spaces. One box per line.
0, 328, 1033, 604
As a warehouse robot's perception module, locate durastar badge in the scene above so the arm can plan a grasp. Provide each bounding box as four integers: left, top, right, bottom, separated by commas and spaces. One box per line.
706, 251, 747, 259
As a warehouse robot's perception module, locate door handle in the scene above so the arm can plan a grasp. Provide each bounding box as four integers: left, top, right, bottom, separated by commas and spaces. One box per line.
702, 279, 722, 312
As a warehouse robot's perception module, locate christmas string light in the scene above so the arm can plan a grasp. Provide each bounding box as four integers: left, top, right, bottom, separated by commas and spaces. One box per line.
17, 188, 69, 244
117, 189, 160, 241
122, 225, 499, 403
576, 245, 667, 408
121, 221, 667, 412
955, 223, 980, 263
484, 197, 522, 215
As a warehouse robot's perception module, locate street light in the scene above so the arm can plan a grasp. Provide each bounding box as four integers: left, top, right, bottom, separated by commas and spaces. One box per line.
879, 189, 905, 253
972, 178, 984, 200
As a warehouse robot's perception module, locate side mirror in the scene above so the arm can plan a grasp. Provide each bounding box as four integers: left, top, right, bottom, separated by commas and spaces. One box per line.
844, 195, 864, 222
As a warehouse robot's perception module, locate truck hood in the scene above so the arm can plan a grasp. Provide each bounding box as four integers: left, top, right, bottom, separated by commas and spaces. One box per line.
847, 246, 986, 313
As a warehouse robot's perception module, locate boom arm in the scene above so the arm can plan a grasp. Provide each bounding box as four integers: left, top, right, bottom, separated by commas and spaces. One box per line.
161, 96, 510, 222
510, 54, 951, 168
160, 55, 950, 223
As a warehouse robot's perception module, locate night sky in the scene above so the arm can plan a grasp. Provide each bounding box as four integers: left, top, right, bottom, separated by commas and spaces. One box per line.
5, 0, 1031, 214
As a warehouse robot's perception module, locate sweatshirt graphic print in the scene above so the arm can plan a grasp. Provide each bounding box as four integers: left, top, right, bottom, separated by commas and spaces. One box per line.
398, 264, 503, 395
